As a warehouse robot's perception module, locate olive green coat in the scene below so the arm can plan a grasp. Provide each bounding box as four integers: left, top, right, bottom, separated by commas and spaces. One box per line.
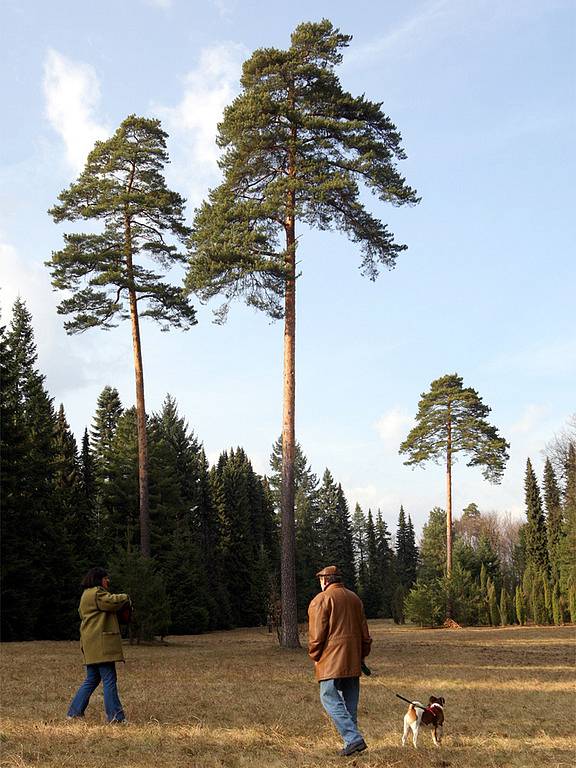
78, 587, 130, 665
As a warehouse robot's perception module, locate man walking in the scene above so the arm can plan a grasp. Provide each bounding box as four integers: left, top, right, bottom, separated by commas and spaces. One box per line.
308, 565, 372, 757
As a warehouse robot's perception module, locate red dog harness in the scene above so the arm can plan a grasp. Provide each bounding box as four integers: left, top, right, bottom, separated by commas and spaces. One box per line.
422, 702, 443, 725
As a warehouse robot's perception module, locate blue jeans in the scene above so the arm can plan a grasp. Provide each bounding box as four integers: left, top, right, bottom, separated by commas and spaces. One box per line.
67, 663, 125, 722
319, 677, 364, 747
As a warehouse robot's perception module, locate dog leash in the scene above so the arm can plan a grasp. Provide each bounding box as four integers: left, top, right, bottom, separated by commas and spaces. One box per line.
395, 693, 428, 711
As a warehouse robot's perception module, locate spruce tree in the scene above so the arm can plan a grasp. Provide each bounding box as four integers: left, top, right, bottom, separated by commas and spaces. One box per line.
351, 504, 368, 598
419, 507, 448, 581
363, 510, 383, 618
53, 405, 94, 574
400, 374, 509, 574
405, 515, 419, 585
317, 470, 355, 588
1, 300, 73, 639
559, 443, 576, 606
47, 115, 196, 557
375, 511, 396, 616
269, 437, 319, 616
524, 459, 549, 573
103, 408, 141, 552
543, 458, 563, 581
213, 448, 271, 627
395, 505, 418, 588
91, 387, 124, 479
186, 20, 419, 646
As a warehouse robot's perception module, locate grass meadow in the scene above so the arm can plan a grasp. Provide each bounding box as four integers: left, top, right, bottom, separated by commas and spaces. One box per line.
1, 622, 575, 768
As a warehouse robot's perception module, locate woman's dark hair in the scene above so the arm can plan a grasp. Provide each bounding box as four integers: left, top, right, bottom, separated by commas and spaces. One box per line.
81, 567, 109, 589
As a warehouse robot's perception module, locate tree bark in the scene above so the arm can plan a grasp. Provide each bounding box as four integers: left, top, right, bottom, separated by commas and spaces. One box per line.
280, 116, 300, 648
125, 214, 151, 558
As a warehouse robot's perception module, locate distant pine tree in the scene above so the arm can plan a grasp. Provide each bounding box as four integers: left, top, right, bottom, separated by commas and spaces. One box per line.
361, 510, 382, 618
524, 459, 549, 573
53, 405, 94, 582
317, 470, 355, 588
395, 506, 418, 588
543, 458, 564, 581
400, 373, 509, 575
419, 507, 447, 581
375, 511, 396, 617
104, 408, 141, 552
558, 444, 576, 608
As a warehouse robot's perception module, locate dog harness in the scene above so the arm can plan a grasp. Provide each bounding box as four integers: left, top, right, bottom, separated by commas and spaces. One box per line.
422, 703, 443, 725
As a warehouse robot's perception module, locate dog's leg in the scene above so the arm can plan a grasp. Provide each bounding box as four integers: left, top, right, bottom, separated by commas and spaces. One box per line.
432, 724, 443, 746
402, 717, 409, 747
411, 721, 419, 749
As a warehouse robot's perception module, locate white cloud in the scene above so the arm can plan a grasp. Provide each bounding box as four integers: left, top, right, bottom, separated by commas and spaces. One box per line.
374, 406, 414, 447
144, 0, 172, 7
43, 49, 110, 172
154, 43, 246, 208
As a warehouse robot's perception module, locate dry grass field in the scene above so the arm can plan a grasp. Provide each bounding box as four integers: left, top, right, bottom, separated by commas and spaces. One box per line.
1, 621, 575, 768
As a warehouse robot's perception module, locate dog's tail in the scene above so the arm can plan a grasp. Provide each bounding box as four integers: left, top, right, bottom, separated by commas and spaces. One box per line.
408, 703, 417, 714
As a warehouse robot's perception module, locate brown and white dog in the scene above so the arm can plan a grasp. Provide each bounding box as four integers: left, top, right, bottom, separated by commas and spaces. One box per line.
401, 696, 445, 748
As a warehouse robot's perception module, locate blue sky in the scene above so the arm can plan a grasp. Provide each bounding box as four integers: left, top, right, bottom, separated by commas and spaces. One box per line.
1, 0, 574, 535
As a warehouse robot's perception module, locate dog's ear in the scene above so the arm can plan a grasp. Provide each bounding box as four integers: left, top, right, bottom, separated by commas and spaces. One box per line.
428, 696, 438, 704
438, 697, 445, 706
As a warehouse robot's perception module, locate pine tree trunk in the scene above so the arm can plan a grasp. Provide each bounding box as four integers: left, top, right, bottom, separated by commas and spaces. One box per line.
446, 409, 452, 578
125, 214, 151, 558
280, 122, 300, 649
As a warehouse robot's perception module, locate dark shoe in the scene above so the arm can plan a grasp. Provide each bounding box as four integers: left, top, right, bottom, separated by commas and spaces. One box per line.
339, 739, 367, 756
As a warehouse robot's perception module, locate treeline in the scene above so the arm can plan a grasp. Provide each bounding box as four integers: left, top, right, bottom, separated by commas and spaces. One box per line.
0, 299, 418, 640
2, 299, 574, 639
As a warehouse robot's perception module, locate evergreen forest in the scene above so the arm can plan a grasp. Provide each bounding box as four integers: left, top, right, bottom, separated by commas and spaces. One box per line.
2, 298, 574, 641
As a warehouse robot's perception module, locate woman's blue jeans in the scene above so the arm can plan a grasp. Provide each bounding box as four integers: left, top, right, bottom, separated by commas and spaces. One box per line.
319, 677, 364, 747
67, 662, 125, 722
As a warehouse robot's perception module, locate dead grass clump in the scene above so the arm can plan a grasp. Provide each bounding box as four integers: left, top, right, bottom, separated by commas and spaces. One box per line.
1, 623, 574, 767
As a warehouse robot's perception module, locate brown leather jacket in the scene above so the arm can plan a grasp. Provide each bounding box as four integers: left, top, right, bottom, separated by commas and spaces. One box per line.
308, 582, 372, 681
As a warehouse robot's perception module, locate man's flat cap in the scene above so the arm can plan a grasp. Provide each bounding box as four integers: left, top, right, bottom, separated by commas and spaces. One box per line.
316, 565, 341, 577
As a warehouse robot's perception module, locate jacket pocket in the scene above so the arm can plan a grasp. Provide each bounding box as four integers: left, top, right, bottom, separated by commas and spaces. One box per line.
102, 631, 120, 655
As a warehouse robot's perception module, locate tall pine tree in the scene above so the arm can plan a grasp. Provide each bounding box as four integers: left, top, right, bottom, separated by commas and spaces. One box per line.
400, 373, 509, 574
47, 115, 196, 557
186, 21, 419, 646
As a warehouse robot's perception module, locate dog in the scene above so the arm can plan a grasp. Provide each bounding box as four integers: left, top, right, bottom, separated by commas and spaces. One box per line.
401, 695, 445, 748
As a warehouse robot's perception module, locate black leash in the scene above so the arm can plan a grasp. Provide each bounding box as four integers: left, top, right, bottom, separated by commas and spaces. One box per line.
395, 693, 427, 711
360, 667, 428, 713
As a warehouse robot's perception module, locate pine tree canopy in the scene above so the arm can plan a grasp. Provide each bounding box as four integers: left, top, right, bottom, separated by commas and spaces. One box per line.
399, 373, 509, 483
186, 19, 419, 319
47, 115, 196, 333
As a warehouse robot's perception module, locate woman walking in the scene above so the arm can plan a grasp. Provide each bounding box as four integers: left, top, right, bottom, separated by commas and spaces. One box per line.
67, 567, 131, 723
